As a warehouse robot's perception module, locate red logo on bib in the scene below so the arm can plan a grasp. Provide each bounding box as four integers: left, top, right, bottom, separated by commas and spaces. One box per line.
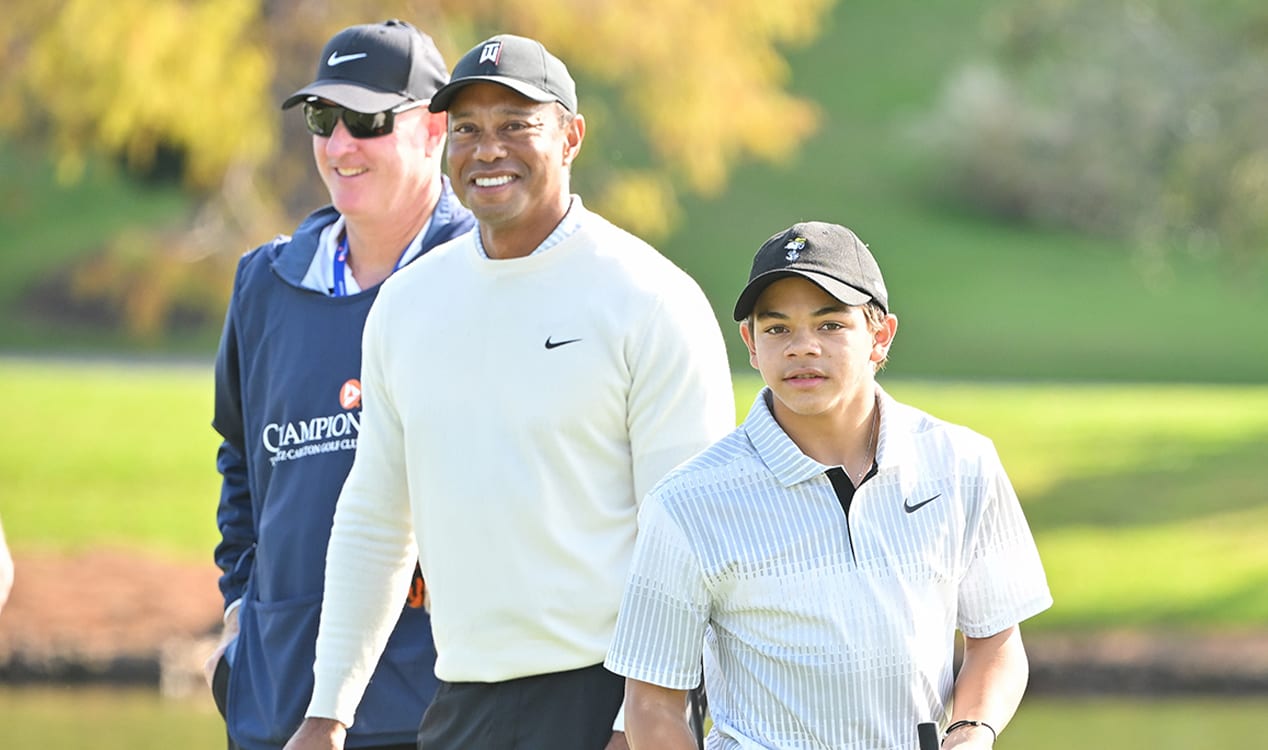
339, 379, 362, 410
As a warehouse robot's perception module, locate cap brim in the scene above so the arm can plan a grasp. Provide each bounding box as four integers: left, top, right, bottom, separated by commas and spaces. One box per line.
428, 76, 561, 113
281, 82, 412, 112
732, 270, 873, 321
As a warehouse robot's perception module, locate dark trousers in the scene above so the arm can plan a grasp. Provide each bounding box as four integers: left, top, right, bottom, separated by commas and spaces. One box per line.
417, 663, 625, 750
211, 653, 415, 750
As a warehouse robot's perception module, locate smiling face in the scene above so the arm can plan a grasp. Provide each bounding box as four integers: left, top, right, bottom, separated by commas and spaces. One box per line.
311, 103, 446, 224
445, 82, 584, 257
740, 276, 897, 433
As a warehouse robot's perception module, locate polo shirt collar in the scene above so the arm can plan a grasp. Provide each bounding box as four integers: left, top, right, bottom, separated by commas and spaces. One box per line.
742, 388, 831, 487
873, 385, 919, 472
742, 385, 913, 488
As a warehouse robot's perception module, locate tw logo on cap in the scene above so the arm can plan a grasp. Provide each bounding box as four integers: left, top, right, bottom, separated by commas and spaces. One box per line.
479, 41, 502, 65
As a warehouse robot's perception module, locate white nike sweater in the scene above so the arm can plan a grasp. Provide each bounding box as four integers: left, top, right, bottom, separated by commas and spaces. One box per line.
308, 206, 736, 726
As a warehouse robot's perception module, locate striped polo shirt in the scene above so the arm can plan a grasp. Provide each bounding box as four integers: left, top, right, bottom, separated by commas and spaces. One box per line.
606, 386, 1052, 750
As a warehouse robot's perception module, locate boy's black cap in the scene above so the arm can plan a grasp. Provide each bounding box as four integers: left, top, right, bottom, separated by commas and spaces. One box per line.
428, 34, 577, 113
281, 20, 449, 112
733, 221, 889, 321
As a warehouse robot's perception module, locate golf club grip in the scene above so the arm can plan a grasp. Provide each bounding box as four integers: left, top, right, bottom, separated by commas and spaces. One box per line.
917, 722, 940, 750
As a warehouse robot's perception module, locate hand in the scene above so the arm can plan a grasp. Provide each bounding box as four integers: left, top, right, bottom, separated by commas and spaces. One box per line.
941, 724, 994, 749
604, 730, 630, 750
202, 607, 240, 688
283, 717, 347, 750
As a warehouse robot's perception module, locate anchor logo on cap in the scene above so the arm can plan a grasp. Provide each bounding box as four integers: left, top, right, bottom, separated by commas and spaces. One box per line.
784, 236, 806, 262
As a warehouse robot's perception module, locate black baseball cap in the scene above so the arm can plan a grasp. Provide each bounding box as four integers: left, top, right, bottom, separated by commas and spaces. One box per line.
733, 221, 889, 321
281, 20, 449, 112
428, 34, 577, 113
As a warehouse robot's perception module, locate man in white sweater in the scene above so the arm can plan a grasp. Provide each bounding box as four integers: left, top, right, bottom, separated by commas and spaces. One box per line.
285, 34, 735, 750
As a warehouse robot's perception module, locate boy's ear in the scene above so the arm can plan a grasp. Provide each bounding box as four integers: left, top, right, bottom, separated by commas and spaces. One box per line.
738, 320, 759, 368
871, 313, 898, 361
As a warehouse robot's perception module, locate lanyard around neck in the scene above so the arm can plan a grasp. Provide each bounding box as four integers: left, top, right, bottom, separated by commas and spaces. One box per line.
331, 233, 413, 297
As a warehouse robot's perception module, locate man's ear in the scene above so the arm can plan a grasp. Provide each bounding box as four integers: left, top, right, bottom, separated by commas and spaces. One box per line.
423, 111, 448, 157
562, 113, 585, 167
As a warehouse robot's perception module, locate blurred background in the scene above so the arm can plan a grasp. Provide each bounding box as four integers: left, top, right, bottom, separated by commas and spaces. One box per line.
1, 0, 1266, 747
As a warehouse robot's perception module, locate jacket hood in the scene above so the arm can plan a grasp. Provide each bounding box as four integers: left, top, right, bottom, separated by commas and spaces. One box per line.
265, 175, 472, 288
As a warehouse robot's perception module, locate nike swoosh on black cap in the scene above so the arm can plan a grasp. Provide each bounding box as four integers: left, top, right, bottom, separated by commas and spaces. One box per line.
281, 19, 449, 113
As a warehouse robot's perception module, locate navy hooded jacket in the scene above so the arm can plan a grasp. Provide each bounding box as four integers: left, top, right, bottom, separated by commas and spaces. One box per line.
212, 178, 474, 749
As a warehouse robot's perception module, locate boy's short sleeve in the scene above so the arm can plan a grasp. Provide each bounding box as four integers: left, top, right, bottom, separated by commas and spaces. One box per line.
957, 449, 1053, 637
605, 497, 710, 689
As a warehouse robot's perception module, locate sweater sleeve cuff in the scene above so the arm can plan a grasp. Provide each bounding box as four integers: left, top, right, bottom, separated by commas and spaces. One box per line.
306, 679, 364, 729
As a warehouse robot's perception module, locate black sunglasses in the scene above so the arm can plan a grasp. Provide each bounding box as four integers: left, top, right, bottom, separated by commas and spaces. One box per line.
302, 99, 428, 139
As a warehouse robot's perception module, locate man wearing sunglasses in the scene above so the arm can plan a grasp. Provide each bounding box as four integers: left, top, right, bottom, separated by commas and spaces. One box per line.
285, 33, 734, 750
207, 19, 474, 750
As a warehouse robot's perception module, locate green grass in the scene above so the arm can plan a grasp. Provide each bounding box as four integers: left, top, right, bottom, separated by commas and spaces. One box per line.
0, 687, 224, 750
1003, 696, 1268, 748
731, 373, 1268, 631
0, 357, 219, 561
1, 688, 1260, 749
4, 360, 1267, 631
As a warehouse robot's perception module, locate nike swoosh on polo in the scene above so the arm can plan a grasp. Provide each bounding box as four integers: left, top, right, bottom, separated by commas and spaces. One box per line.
327, 51, 368, 66
544, 336, 582, 350
903, 493, 941, 514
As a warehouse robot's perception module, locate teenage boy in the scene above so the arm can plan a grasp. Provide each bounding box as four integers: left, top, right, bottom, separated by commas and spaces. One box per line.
606, 221, 1052, 750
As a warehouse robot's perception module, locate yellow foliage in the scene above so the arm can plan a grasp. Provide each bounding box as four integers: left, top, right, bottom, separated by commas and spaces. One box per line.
432, 0, 830, 196
5, 0, 830, 222
1, 0, 836, 340
12, 0, 274, 189
597, 171, 681, 240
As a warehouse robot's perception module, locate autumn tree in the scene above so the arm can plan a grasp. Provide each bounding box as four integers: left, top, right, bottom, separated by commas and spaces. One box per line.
1, 0, 833, 338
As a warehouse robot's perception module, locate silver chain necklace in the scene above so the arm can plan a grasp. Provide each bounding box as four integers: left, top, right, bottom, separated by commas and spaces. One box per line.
855, 396, 879, 484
